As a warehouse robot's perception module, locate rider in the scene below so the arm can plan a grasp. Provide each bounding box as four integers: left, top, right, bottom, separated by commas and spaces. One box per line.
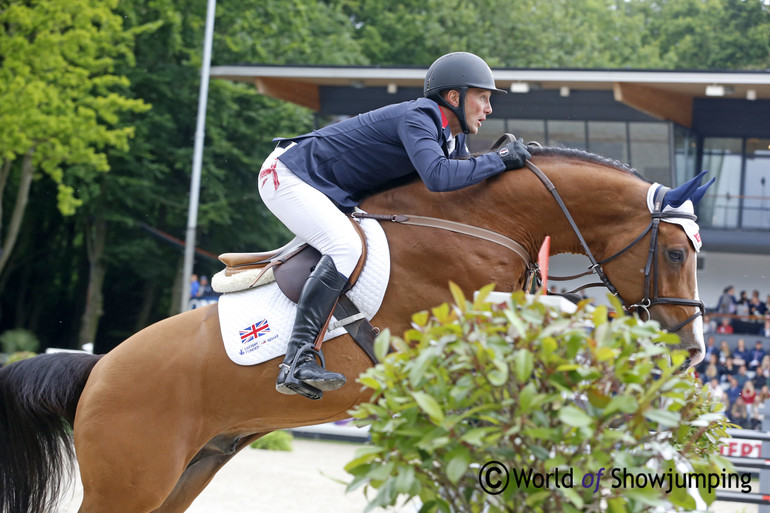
259, 51, 531, 400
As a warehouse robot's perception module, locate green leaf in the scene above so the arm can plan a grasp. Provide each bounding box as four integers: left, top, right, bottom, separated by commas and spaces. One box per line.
374, 328, 391, 363
514, 349, 534, 382
645, 408, 681, 427
448, 281, 466, 313
446, 446, 471, 483
558, 405, 593, 428
412, 391, 445, 423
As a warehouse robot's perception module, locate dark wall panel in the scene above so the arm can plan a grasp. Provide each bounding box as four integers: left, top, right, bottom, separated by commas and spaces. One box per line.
692, 99, 770, 138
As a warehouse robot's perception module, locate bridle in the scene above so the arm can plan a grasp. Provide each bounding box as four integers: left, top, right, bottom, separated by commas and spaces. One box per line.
525, 160, 705, 332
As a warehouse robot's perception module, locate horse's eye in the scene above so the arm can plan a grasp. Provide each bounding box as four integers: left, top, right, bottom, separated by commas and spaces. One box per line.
667, 250, 684, 263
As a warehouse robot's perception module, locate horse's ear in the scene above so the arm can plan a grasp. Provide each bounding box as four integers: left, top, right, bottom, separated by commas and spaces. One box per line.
691, 176, 716, 205
664, 171, 713, 208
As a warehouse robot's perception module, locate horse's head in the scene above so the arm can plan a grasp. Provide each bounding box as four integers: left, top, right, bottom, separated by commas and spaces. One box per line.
602, 171, 714, 367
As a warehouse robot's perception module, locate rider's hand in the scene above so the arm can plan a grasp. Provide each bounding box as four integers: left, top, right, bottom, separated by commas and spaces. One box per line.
497, 139, 531, 170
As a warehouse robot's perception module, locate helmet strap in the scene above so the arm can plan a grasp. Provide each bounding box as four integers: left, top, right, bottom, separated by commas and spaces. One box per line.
432, 87, 469, 134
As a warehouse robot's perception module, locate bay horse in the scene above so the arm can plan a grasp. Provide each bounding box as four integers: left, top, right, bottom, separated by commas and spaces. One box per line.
0, 146, 710, 513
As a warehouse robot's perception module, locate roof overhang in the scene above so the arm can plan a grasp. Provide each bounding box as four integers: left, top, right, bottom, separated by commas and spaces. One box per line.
211, 65, 770, 128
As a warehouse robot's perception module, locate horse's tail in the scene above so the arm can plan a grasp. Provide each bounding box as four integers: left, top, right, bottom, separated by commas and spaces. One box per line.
0, 352, 102, 513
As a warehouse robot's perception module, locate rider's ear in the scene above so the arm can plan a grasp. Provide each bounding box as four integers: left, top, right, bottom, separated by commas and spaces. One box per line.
442, 89, 461, 108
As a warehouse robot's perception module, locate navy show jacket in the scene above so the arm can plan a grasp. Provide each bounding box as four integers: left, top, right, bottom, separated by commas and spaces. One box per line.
275, 98, 506, 211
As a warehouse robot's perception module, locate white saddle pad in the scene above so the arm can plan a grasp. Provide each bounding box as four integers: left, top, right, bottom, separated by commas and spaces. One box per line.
217, 218, 390, 366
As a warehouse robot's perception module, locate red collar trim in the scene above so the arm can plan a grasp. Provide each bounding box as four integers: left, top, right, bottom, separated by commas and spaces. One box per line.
440, 109, 449, 129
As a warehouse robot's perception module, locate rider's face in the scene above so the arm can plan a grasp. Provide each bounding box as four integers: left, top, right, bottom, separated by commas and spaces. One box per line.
463, 88, 493, 135
443, 88, 494, 136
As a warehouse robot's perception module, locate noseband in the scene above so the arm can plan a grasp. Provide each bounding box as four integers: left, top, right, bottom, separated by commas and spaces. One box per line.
525, 161, 705, 332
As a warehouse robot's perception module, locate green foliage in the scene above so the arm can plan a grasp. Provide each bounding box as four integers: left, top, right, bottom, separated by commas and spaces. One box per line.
0, 329, 40, 354
4, 351, 38, 365
250, 430, 294, 452
346, 286, 730, 513
0, 0, 149, 214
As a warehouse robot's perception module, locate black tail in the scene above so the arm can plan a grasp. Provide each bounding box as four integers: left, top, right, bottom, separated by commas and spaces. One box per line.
0, 352, 101, 513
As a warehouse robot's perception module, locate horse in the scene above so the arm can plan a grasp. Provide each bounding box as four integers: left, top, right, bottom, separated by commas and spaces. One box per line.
0, 145, 711, 513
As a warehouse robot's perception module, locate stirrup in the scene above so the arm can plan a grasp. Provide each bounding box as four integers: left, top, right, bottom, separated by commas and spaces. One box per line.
275, 342, 326, 400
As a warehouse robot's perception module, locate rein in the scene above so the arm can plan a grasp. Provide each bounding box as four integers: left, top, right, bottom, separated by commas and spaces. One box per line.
524, 160, 705, 331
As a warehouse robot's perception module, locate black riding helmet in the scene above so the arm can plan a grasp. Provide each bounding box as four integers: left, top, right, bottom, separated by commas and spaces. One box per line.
424, 52, 507, 134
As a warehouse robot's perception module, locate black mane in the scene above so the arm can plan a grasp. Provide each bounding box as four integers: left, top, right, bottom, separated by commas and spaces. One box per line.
527, 145, 649, 182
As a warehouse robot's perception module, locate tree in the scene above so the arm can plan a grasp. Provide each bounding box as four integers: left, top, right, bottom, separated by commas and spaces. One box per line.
0, 0, 148, 278
628, 0, 770, 70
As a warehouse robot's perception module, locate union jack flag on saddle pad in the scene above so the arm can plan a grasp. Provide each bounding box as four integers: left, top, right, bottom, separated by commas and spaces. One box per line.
239, 319, 270, 344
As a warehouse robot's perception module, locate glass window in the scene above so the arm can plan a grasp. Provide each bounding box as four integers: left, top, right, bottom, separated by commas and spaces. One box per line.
547, 120, 586, 150
629, 122, 671, 185
699, 138, 743, 229
742, 140, 770, 229
468, 119, 505, 154
587, 121, 627, 163
674, 126, 697, 187
510, 119, 546, 146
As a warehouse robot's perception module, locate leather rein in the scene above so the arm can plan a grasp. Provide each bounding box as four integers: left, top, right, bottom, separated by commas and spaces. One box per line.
354, 146, 705, 332
525, 161, 704, 332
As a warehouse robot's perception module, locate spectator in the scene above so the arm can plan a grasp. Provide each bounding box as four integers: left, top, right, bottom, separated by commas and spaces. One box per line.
719, 340, 732, 365
749, 340, 766, 372
735, 290, 750, 318
733, 338, 750, 367
754, 355, 770, 389
715, 286, 736, 319
698, 352, 720, 381
717, 317, 734, 334
730, 396, 749, 428
189, 273, 200, 299
703, 335, 720, 363
721, 359, 737, 385
702, 314, 717, 335
702, 360, 720, 385
735, 365, 750, 388
749, 290, 767, 317
742, 380, 758, 420
707, 378, 725, 403
197, 275, 213, 298
764, 314, 770, 338
725, 375, 742, 408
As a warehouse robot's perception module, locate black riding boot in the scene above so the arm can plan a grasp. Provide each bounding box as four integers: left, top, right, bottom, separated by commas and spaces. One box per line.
276, 255, 348, 399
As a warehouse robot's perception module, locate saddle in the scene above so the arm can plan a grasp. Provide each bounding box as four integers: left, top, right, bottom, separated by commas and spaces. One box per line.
215, 218, 378, 362
217, 219, 367, 302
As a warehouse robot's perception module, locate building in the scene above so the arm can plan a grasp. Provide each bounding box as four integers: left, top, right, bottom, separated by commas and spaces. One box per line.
211, 64, 770, 309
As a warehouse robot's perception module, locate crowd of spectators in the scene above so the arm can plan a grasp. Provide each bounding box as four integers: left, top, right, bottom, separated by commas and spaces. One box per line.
697, 335, 770, 429
709, 285, 770, 336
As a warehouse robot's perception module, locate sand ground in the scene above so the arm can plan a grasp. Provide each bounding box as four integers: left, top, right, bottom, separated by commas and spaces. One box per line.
58, 437, 755, 513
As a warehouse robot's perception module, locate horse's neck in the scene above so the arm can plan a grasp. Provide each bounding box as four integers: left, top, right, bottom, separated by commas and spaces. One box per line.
363, 157, 651, 261
531, 158, 651, 259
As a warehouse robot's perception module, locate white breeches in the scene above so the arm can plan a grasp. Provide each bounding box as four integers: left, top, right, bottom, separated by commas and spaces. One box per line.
258, 145, 363, 279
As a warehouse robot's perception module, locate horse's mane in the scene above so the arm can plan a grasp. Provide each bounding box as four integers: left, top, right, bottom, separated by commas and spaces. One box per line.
359, 144, 650, 205
527, 145, 649, 182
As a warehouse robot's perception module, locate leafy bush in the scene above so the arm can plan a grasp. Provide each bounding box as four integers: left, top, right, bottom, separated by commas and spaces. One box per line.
0, 329, 40, 354
250, 430, 294, 452
4, 351, 37, 365
346, 285, 730, 513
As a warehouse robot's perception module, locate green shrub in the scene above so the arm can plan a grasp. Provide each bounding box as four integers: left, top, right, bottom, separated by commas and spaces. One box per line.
0, 329, 40, 354
4, 351, 37, 365
346, 284, 730, 513
250, 430, 293, 451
